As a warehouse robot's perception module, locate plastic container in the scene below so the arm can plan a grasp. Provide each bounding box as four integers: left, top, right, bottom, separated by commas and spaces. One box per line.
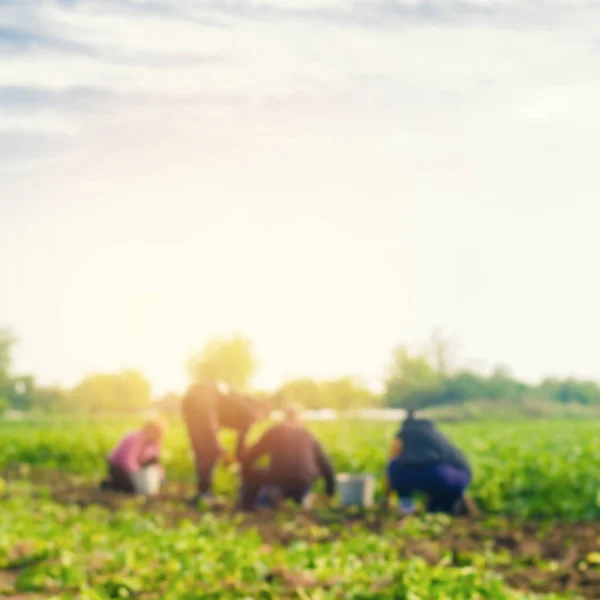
336, 473, 376, 508
131, 465, 162, 496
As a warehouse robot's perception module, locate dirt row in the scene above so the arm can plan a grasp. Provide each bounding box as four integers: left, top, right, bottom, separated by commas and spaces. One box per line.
3, 468, 600, 599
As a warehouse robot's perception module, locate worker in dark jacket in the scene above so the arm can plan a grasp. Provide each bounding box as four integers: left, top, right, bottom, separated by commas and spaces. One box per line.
385, 410, 472, 514
181, 382, 268, 501
238, 404, 336, 510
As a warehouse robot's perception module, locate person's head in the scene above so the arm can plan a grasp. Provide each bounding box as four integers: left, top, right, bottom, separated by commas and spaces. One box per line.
142, 416, 168, 443
284, 403, 303, 425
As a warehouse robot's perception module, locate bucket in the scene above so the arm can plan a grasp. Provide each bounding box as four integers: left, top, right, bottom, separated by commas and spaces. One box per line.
131, 465, 162, 496
336, 473, 376, 508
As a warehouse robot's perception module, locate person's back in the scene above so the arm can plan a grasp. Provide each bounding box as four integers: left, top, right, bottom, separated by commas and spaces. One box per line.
397, 417, 471, 474
386, 412, 472, 515
181, 383, 218, 425
240, 405, 335, 508
259, 423, 325, 486
218, 393, 258, 432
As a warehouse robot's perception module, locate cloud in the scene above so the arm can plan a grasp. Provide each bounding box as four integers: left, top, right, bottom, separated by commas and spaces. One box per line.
0, 25, 91, 54
0, 130, 73, 163
160, 0, 600, 31
0, 25, 232, 67
0, 85, 250, 115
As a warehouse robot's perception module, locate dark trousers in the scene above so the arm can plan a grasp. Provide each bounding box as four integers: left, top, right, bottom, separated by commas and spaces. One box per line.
192, 446, 220, 495
181, 405, 221, 494
387, 460, 471, 514
239, 466, 311, 509
185, 424, 220, 494
102, 460, 163, 494
102, 462, 135, 493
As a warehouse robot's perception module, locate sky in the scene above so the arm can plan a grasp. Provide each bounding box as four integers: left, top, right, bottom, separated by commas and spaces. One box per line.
1, 0, 600, 396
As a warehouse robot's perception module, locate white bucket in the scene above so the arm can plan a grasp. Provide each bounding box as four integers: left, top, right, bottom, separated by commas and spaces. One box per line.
131, 465, 162, 496
336, 473, 376, 508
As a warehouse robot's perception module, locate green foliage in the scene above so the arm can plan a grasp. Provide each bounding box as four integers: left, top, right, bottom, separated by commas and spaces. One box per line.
66, 370, 151, 413
2, 418, 600, 521
384, 343, 600, 411
0, 329, 67, 414
0, 417, 597, 598
25, 385, 68, 414
187, 335, 257, 391
539, 378, 600, 405
0, 480, 570, 599
385, 346, 444, 409
275, 377, 379, 410
275, 377, 380, 411
320, 377, 381, 410
276, 378, 324, 409
0, 327, 16, 377
0, 327, 16, 404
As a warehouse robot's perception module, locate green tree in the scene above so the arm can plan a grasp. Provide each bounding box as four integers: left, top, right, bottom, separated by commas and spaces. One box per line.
276, 378, 324, 410
187, 335, 257, 392
539, 377, 600, 405
384, 346, 444, 409
67, 370, 152, 413
321, 377, 381, 410
0, 395, 9, 415
0, 328, 16, 400
275, 376, 380, 410
28, 385, 68, 413
9, 375, 35, 411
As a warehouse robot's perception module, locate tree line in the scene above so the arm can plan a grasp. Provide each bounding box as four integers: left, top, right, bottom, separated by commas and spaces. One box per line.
2, 327, 600, 415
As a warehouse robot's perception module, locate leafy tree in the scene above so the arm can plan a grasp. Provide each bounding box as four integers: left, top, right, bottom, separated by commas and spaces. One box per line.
539, 377, 600, 405
0, 328, 16, 400
321, 377, 381, 410
275, 376, 380, 410
0, 395, 9, 415
28, 385, 68, 413
0, 328, 16, 373
276, 378, 324, 410
486, 366, 529, 401
9, 375, 35, 411
187, 335, 257, 392
384, 346, 444, 409
67, 370, 152, 413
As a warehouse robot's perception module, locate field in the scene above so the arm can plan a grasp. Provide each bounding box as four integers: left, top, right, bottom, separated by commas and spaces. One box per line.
1, 418, 600, 599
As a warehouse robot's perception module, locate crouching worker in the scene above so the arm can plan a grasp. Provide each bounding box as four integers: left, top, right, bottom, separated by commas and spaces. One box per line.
101, 417, 167, 494
385, 410, 472, 515
239, 405, 336, 510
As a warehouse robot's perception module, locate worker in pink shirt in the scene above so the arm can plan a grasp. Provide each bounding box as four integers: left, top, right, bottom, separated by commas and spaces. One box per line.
101, 417, 167, 493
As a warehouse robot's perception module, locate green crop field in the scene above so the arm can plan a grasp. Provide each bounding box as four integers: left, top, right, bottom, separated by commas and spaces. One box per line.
1, 418, 600, 599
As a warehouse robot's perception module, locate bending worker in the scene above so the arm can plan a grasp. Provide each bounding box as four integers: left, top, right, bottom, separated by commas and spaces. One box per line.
101, 417, 167, 494
385, 410, 472, 515
239, 404, 336, 510
181, 382, 268, 502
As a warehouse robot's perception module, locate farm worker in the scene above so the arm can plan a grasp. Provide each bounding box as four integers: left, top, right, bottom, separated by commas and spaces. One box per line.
384, 410, 472, 515
101, 416, 168, 494
238, 404, 336, 510
181, 382, 269, 502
